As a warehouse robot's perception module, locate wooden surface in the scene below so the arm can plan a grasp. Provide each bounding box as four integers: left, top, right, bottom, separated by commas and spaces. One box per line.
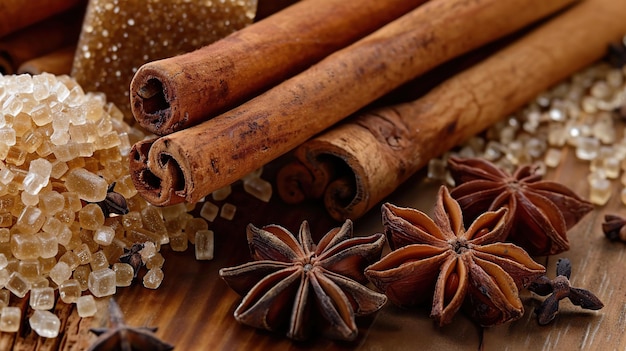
1, 144, 624, 350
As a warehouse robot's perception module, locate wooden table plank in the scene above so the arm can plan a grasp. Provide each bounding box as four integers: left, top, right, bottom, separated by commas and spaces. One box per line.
1, 128, 624, 350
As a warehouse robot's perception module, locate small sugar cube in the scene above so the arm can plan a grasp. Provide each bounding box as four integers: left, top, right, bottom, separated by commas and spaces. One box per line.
76, 295, 97, 317
0, 306, 21, 332
30, 287, 55, 310
59, 279, 82, 304
113, 263, 134, 287
143, 268, 164, 289
88, 268, 116, 297
195, 230, 214, 261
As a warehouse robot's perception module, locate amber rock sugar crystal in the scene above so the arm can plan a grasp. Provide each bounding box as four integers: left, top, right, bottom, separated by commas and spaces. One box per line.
0, 72, 280, 335
0, 73, 236, 330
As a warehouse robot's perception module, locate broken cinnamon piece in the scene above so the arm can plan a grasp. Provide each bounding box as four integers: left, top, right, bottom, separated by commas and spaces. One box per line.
130, 0, 575, 206
0, 7, 83, 74
17, 46, 75, 75
130, 0, 430, 135
0, 0, 83, 38
276, 0, 626, 221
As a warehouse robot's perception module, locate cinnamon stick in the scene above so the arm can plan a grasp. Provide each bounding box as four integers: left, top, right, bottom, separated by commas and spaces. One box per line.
130, 0, 430, 136
129, 0, 575, 207
0, 7, 83, 75
17, 46, 75, 75
0, 0, 84, 38
276, 0, 626, 221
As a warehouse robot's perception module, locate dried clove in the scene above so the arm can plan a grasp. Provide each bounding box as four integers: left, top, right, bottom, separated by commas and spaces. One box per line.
119, 243, 145, 279
528, 258, 604, 325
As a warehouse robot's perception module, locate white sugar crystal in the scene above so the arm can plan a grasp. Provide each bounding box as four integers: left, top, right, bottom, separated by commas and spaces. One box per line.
49, 261, 72, 285
76, 295, 97, 317
199, 201, 219, 222
143, 268, 164, 289
195, 230, 214, 260
0, 306, 21, 332
30, 287, 55, 310
88, 268, 116, 297
59, 279, 81, 304
0, 128, 16, 146
212, 185, 231, 201
29, 310, 60, 338
93, 226, 115, 246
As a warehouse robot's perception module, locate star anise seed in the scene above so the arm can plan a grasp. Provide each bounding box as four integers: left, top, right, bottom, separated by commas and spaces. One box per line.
365, 186, 545, 327
448, 157, 593, 256
219, 219, 387, 341
528, 258, 604, 325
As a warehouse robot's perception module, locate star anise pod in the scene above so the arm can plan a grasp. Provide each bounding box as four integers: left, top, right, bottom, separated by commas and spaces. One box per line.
88, 298, 174, 351
365, 186, 545, 327
448, 157, 593, 256
219, 219, 387, 341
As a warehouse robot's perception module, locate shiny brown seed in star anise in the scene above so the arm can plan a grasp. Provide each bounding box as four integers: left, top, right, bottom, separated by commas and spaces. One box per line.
448, 157, 593, 256
219, 219, 387, 341
365, 186, 545, 327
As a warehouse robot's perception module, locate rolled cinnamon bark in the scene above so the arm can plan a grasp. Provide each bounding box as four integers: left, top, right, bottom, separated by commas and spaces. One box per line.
130, 0, 430, 135
17, 46, 75, 75
0, 0, 84, 37
130, 0, 575, 206
0, 7, 83, 75
277, 0, 626, 221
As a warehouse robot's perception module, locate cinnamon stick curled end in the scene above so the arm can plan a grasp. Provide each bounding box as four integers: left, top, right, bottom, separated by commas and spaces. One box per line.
277, 132, 385, 221
130, 65, 178, 135
129, 138, 188, 206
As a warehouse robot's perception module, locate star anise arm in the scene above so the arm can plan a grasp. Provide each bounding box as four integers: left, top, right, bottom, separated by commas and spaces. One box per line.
431, 257, 468, 326
463, 207, 508, 243
317, 233, 385, 283
320, 268, 387, 315
219, 261, 293, 296
382, 203, 449, 249
528, 182, 594, 228
247, 223, 304, 262
309, 271, 359, 341
512, 191, 569, 255
466, 256, 524, 326
287, 273, 310, 341
231, 267, 302, 332
434, 186, 465, 237
448, 156, 509, 183
313, 219, 353, 254
472, 243, 546, 289
365, 245, 451, 307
